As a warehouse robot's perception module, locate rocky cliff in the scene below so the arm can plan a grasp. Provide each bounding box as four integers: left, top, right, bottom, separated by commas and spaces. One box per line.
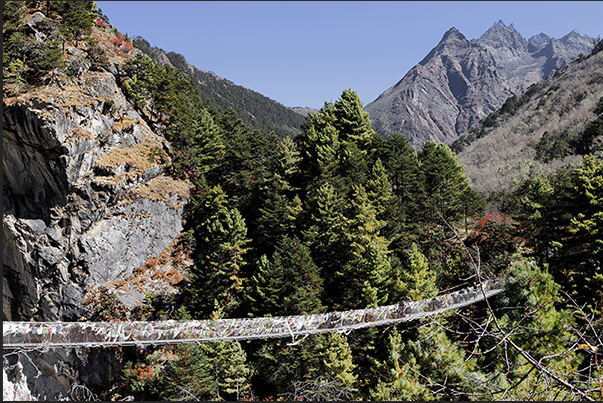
365, 21, 594, 148
3, 9, 191, 400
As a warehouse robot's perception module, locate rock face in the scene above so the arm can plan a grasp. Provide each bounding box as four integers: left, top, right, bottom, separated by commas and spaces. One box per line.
365, 21, 594, 148
2, 10, 194, 400
3, 69, 190, 401
3, 69, 190, 324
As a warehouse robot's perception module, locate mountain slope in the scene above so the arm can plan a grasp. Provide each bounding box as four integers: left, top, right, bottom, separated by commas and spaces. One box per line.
365, 21, 594, 148
456, 47, 603, 196
365, 27, 508, 148
133, 38, 307, 139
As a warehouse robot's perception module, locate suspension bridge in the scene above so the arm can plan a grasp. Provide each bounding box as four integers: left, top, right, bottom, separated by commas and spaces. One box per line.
3, 279, 505, 350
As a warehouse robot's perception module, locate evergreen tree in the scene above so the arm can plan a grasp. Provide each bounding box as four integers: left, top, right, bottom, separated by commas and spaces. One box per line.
564, 155, 603, 302
216, 108, 270, 217
186, 185, 249, 317
247, 235, 325, 317
56, 1, 98, 44
253, 137, 303, 256
380, 133, 425, 215
248, 332, 357, 399
399, 243, 438, 300
419, 142, 481, 226
159, 310, 251, 401
337, 184, 392, 309
471, 260, 580, 400
372, 324, 484, 400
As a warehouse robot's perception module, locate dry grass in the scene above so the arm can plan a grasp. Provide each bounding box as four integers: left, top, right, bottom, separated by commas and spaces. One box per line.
130, 175, 191, 205
94, 136, 166, 175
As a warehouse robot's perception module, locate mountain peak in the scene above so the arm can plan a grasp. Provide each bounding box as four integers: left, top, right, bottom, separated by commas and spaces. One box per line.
441, 27, 466, 42
478, 20, 527, 52
417, 27, 470, 66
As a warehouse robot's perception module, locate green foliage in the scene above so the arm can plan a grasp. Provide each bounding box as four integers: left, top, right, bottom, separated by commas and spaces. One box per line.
248, 332, 356, 399
399, 243, 438, 300
419, 142, 483, 226
247, 236, 325, 317
510, 157, 603, 305
535, 129, 573, 162
186, 185, 250, 317
159, 339, 251, 401
55, 1, 98, 44
134, 38, 306, 140
5, 5, 590, 392
2, 0, 111, 93
253, 137, 303, 252
475, 260, 580, 400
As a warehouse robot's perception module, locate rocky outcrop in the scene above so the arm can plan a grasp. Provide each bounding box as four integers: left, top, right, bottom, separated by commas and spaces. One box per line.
3, 68, 190, 324
476, 21, 593, 92
3, 68, 191, 401
3, 10, 194, 400
365, 21, 594, 148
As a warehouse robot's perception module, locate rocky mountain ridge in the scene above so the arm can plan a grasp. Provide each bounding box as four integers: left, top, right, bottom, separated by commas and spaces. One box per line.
365, 20, 594, 148
4, 8, 192, 399
456, 47, 603, 196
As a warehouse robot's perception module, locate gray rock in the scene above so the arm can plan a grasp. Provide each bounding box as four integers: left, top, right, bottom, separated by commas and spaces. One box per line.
365, 21, 595, 148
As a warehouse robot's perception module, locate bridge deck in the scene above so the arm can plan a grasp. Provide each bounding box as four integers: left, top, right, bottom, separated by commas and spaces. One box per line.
3, 280, 505, 349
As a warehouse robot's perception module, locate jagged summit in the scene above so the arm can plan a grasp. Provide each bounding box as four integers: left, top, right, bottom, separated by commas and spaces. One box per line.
478, 20, 527, 52
418, 27, 470, 66
365, 22, 595, 147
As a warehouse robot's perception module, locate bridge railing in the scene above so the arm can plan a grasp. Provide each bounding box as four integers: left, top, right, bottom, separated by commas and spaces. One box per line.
3, 279, 506, 349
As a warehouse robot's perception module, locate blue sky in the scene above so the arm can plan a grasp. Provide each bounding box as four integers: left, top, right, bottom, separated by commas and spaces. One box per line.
96, 1, 602, 109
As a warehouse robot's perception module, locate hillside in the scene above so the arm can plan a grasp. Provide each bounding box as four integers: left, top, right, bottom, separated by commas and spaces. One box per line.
133, 37, 307, 139
365, 21, 594, 148
455, 46, 603, 196
5, 2, 603, 401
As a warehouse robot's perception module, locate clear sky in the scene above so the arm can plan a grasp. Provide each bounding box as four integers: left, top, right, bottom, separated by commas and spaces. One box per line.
96, 1, 602, 109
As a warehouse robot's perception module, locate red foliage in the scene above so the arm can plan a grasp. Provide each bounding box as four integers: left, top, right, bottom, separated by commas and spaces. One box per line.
95, 17, 107, 27
473, 212, 514, 232
112, 32, 134, 52
135, 365, 154, 381
123, 41, 134, 51
145, 257, 159, 269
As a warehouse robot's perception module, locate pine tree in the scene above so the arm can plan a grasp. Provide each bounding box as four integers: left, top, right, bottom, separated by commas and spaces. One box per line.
419, 141, 480, 226
471, 260, 580, 400
56, 1, 98, 44
302, 181, 347, 278
400, 243, 438, 300
187, 185, 249, 317
246, 235, 325, 317
159, 309, 251, 401
338, 184, 392, 309
372, 323, 484, 400
253, 136, 303, 256
564, 155, 603, 303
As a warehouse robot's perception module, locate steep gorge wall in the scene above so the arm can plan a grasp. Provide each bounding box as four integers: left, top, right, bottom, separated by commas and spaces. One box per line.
3, 66, 191, 399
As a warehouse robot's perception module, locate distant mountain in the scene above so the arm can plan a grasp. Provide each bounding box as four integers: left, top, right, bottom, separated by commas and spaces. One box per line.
290, 106, 320, 117
455, 46, 603, 196
133, 38, 307, 139
365, 21, 594, 148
